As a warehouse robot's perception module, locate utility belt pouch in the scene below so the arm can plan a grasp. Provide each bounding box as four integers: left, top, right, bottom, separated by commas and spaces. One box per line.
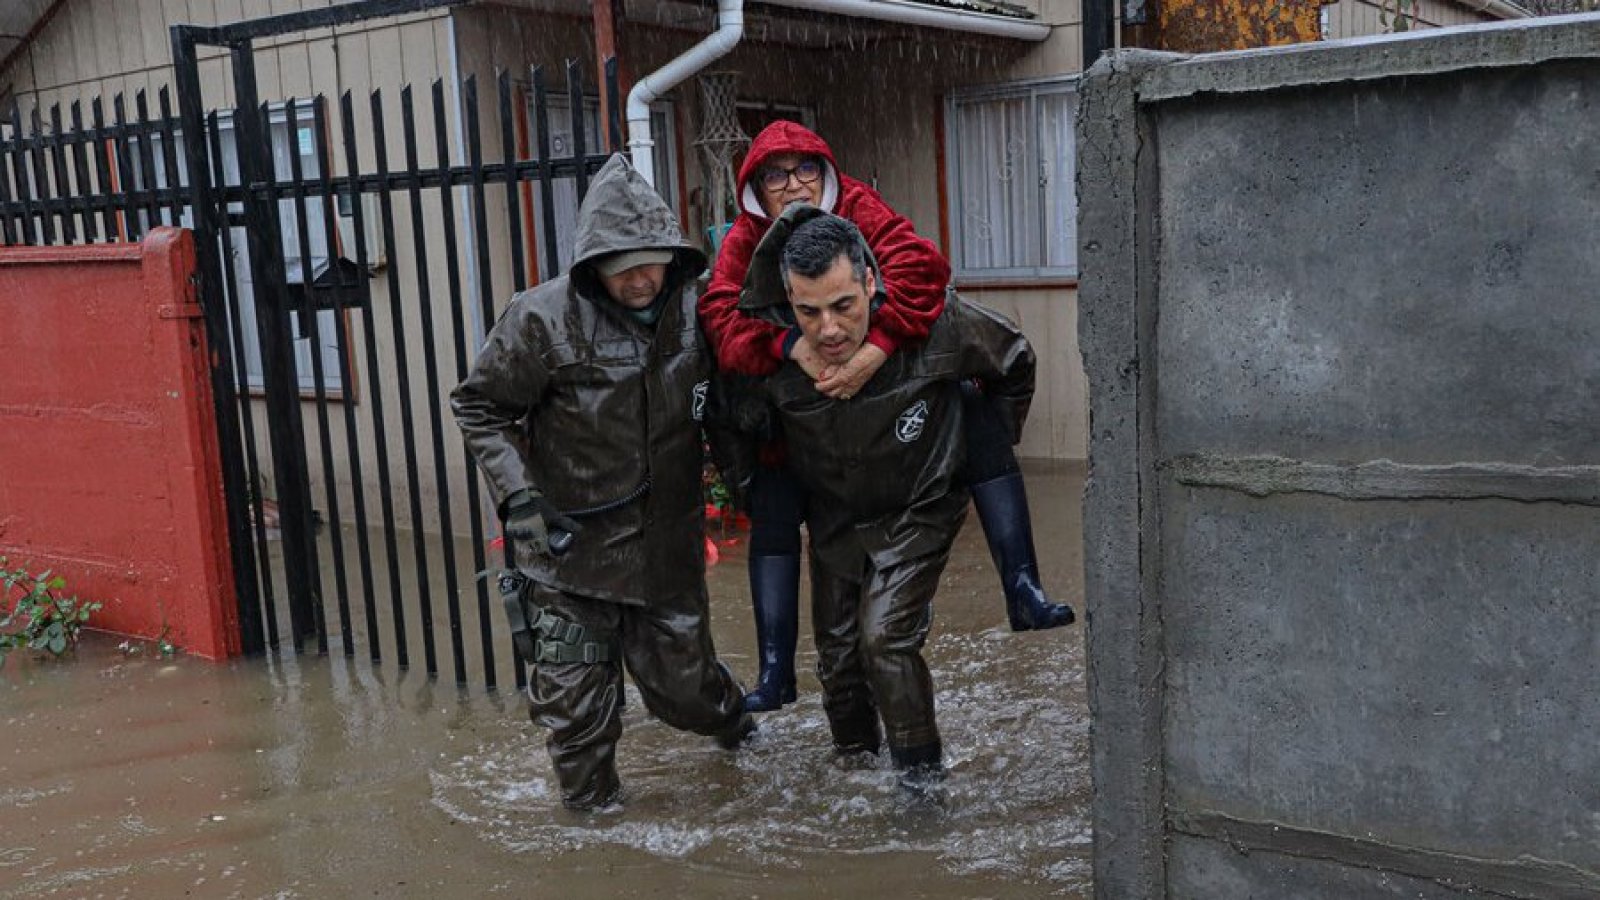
498, 569, 615, 666
527, 606, 615, 664
498, 569, 537, 663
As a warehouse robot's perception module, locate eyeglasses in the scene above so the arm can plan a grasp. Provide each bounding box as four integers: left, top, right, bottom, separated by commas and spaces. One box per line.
759, 159, 823, 192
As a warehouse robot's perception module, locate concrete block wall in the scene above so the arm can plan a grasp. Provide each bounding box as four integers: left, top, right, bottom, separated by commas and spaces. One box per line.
1077, 16, 1600, 898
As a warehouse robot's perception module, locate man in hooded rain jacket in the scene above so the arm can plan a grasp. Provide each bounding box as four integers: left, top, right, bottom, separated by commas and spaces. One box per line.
452, 154, 752, 811
698, 119, 1073, 716
726, 206, 1037, 784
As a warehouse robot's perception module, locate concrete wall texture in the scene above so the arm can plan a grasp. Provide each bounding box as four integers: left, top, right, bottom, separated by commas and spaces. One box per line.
1077, 16, 1600, 899
0, 229, 237, 659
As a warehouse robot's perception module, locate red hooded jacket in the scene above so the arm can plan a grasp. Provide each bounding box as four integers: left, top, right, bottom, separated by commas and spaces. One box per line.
698, 120, 950, 376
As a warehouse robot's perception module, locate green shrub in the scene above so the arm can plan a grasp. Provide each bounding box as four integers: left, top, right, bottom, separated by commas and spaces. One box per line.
0, 557, 103, 665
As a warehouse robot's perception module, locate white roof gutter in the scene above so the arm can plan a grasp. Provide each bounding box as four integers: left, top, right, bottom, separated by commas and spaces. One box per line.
760, 0, 1051, 41
628, 0, 745, 188
627, 0, 1050, 188
1470, 0, 1534, 18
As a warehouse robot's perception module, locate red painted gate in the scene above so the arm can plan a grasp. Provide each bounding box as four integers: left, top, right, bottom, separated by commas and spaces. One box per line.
0, 228, 237, 659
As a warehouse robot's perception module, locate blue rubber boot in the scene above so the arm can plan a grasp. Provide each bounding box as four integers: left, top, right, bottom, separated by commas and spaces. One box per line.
971, 472, 1076, 631
742, 554, 800, 712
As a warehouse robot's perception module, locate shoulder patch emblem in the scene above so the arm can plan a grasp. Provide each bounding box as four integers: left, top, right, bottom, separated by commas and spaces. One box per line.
692, 380, 710, 422
895, 399, 930, 444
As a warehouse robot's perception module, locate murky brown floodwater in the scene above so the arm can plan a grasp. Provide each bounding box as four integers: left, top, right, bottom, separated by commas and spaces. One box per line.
2, 462, 1089, 899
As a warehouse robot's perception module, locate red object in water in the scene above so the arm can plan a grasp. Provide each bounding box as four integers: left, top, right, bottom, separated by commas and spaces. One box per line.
489, 535, 505, 550
704, 504, 751, 530
705, 536, 720, 566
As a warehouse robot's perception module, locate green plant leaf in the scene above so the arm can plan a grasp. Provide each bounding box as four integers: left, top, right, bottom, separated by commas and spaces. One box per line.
49, 634, 67, 654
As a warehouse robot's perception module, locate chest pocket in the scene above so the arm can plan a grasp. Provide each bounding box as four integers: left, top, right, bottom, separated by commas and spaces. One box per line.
542, 340, 642, 387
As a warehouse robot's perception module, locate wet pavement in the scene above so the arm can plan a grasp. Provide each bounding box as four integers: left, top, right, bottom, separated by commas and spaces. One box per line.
2, 461, 1089, 899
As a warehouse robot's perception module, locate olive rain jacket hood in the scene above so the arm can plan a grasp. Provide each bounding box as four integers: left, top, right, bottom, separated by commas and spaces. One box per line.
451, 154, 712, 606
733, 205, 1035, 577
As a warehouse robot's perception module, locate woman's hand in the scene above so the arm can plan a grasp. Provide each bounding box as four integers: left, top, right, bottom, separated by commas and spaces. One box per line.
815, 343, 887, 400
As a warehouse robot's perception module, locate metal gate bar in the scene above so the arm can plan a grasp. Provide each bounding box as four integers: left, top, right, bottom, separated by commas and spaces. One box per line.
281, 95, 343, 657
436, 78, 498, 690
203, 110, 280, 650
335, 90, 406, 667
400, 84, 470, 684
311, 100, 372, 661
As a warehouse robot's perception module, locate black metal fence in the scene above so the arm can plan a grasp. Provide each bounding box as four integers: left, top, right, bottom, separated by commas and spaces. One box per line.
0, 91, 187, 246
1, 41, 621, 690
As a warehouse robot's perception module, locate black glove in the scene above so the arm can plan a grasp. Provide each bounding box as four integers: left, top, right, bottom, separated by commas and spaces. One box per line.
502, 488, 581, 557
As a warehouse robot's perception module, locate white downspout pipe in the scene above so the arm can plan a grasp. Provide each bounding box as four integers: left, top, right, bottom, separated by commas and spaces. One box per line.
627, 0, 745, 188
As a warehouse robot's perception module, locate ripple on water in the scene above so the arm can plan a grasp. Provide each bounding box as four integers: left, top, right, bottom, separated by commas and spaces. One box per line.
429, 632, 1092, 891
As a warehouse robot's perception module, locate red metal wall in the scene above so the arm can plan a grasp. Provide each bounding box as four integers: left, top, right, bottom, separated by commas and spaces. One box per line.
0, 228, 238, 659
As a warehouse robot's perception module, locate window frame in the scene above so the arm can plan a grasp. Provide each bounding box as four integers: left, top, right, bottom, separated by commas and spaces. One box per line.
943, 75, 1081, 285
213, 103, 355, 400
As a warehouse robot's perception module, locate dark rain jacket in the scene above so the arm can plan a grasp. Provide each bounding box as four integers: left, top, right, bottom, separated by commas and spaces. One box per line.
698, 120, 951, 376
733, 205, 1035, 578
451, 155, 711, 607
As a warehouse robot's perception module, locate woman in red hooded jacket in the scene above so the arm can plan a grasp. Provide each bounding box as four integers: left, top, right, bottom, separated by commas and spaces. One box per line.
701, 121, 1074, 714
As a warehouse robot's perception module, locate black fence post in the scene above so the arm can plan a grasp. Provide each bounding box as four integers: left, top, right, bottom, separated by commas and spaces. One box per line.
170, 24, 267, 654
229, 39, 324, 646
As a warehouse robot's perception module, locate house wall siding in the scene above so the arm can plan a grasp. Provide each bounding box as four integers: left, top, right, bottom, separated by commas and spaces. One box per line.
1322, 0, 1498, 39
1, 0, 453, 116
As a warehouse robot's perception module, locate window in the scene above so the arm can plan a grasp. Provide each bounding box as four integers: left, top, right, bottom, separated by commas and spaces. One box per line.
734, 100, 816, 147
944, 77, 1078, 281
732, 99, 817, 185
529, 93, 677, 277
211, 105, 347, 396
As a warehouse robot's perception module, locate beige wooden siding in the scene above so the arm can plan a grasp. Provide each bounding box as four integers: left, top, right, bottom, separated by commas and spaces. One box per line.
964, 288, 1088, 460
1, 0, 451, 115
1323, 0, 1498, 39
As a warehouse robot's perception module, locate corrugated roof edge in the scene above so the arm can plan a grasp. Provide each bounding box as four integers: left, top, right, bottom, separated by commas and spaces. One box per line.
900, 0, 1039, 21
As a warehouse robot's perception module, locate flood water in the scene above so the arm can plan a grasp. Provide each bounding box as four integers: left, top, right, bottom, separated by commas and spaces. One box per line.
2, 462, 1090, 898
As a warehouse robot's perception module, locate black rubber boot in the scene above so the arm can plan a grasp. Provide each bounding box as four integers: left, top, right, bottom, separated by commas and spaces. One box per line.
714, 712, 759, 750
826, 701, 883, 758
742, 554, 800, 712
890, 741, 946, 795
970, 472, 1076, 632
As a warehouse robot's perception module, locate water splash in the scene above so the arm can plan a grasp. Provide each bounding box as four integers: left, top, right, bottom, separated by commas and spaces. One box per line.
430, 625, 1090, 889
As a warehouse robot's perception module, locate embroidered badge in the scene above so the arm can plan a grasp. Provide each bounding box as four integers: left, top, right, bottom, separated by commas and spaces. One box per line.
895, 399, 930, 444
692, 380, 709, 422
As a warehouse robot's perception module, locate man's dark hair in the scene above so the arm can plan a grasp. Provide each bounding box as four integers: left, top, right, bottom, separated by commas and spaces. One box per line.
780, 215, 869, 290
